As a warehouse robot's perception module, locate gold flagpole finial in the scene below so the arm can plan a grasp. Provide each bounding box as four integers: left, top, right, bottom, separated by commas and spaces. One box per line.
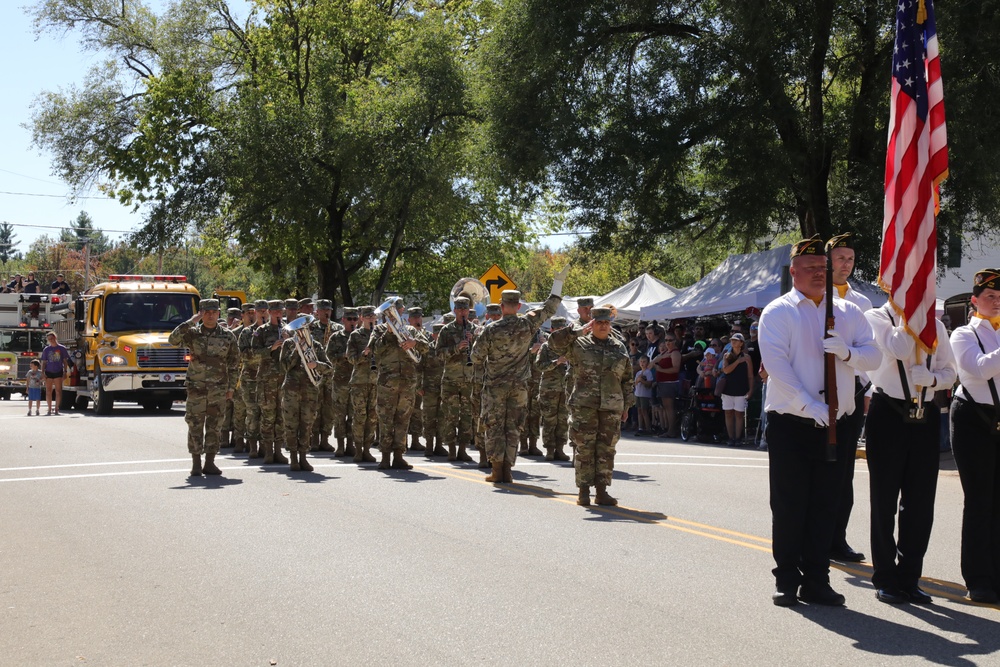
917, 0, 928, 24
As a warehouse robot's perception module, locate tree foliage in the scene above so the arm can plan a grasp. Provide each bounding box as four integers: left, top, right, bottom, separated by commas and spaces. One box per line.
0, 223, 20, 265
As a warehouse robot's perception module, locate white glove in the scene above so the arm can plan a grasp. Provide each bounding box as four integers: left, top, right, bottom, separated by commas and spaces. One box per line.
888, 325, 915, 357
910, 364, 936, 388
805, 400, 830, 428
551, 265, 570, 297
822, 331, 851, 360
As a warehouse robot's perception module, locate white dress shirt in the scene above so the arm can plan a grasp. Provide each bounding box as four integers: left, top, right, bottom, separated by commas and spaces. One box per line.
759, 289, 881, 418
951, 317, 1000, 405
865, 305, 956, 401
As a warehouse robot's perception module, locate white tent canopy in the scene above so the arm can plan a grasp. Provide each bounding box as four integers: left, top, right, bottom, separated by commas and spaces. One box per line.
639, 245, 887, 321
591, 273, 681, 321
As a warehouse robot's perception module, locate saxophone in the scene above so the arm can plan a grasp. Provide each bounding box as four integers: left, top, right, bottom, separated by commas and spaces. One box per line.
283, 315, 321, 387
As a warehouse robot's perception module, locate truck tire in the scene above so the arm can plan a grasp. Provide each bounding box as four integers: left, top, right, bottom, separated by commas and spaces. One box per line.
92, 368, 113, 415
60, 388, 74, 411
74, 395, 89, 411
0, 390, 9, 401
156, 398, 173, 411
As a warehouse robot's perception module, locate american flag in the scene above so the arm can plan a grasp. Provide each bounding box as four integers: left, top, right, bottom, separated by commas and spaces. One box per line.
880, 0, 948, 353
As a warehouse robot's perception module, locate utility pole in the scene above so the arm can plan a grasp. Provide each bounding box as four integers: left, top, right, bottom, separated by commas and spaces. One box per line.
84, 239, 90, 290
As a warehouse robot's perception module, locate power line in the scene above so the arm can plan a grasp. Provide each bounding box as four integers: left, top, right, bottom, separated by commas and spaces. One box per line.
0, 221, 131, 234
0, 167, 65, 186
0, 189, 115, 200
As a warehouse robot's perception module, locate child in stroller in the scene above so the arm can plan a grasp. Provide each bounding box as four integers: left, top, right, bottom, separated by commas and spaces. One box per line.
680, 348, 726, 444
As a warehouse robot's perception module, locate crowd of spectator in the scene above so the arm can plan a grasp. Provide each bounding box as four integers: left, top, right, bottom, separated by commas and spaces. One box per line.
1, 273, 72, 295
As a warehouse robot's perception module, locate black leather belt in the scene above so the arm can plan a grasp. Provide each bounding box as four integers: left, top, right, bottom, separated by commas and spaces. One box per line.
770, 411, 847, 428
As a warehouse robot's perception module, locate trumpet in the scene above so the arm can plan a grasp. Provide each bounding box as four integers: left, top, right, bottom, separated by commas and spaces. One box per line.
283, 314, 321, 387
375, 299, 421, 364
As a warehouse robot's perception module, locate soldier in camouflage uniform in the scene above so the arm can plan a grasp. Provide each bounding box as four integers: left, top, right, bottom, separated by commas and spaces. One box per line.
436, 297, 477, 463
470, 279, 565, 484
284, 299, 299, 324
169, 299, 239, 477
422, 322, 449, 458
547, 307, 634, 506
251, 300, 290, 465
407, 307, 429, 452
230, 304, 255, 450
469, 310, 489, 468
298, 297, 314, 317
310, 299, 343, 452
575, 297, 594, 326
220, 306, 243, 448
327, 307, 359, 457
346, 306, 380, 464
241, 300, 268, 458
280, 321, 332, 471
521, 322, 546, 457
536, 316, 571, 461
368, 301, 430, 470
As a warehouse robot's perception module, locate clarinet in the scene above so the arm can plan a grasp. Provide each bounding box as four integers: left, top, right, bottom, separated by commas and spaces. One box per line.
464, 318, 474, 367
367, 322, 378, 371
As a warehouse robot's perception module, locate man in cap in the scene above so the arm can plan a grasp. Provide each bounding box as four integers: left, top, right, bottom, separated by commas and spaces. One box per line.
469, 306, 496, 466
346, 305, 380, 463
169, 298, 239, 476
422, 322, 449, 458
251, 300, 290, 465
520, 316, 546, 457
222, 304, 253, 450
220, 307, 244, 448
576, 297, 594, 326
283, 298, 299, 324
436, 296, 478, 463
547, 307, 633, 504
311, 299, 343, 452
280, 315, 332, 471
326, 307, 358, 457
50, 273, 71, 295
536, 316, 572, 461
407, 307, 429, 452
240, 300, 268, 457
484, 303, 502, 323
470, 267, 567, 483
298, 297, 314, 317
759, 236, 880, 607
225, 307, 242, 329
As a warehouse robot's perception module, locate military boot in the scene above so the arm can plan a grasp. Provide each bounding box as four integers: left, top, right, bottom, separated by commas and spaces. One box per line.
190, 454, 203, 477
433, 438, 448, 457
299, 450, 314, 472
272, 443, 289, 465
262, 441, 275, 464
377, 450, 392, 470
553, 446, 571, 462
203, 453, 222, 476
502, 460, 513, 484
447, 443, 458, 461
424, 437, 435, 459
391, 452, 414, 470
362, 444, 377, 463
527, 438, 543, 457
518, 438, 529, 455
409, 435, 425, 452
457, 445, 474, 463
545, 448, 555, 461
334, 437, 346, 457
353, 445, 364, 463
221, 430, 231, 448
231, 435, 244, 451
594, 484, 618, 506
577, 485, 591, 507
290, 450, 301, 471
248, 439, 262, 459
485, 460, 504, 483
476, 447, 489, 468
345, 437, 357, 458
319, 434, 336, 453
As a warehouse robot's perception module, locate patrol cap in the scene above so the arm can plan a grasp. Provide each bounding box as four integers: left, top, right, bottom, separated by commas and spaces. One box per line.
500, 290, 521, 304
316, 299, 333, 310
974, 269, 1000, 295
791, 235, 825, 259
432, 322, 445, 333
284, 298, 299, 310
453, 296, 470, 309
825, 232, 854, 252
298, 297, 313, 308
359, 305, 376, 317
342, 307, 359, 318
591, 307, 613, 322
485, 304, 501, 315
394, 297, 404, 308
227, 307, 241, 317
550, 316, 567, 329
267, 299, 284, 310
241, 303, 255, 313
577, 297, 594, 308
408, 307, 423, 317
443, 312, 456, 323
254, 299, 269, 310
199, 298, 221, 312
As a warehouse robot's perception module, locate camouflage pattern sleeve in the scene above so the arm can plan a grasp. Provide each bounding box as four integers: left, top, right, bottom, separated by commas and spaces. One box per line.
280, 338, 299, 374
346, 328, 371, 365
168, 319, 195, 347
535, 340, 561, 373
469, 326, 490, 365
547, 325, 581, 357
523, 294, 561, 334
224, 330, 239, 393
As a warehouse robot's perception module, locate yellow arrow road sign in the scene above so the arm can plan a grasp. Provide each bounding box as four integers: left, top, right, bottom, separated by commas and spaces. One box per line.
479, 265, 517, 304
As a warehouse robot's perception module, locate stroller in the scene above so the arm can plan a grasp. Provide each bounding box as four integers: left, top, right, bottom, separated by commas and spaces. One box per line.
679, 381, 726, 444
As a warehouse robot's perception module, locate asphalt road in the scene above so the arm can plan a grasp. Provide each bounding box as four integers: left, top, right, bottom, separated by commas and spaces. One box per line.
1, 397, 998, 666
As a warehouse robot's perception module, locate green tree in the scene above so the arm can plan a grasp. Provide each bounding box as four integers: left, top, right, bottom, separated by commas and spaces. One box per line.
0, 222, 19, 265
60, 211, 112, 255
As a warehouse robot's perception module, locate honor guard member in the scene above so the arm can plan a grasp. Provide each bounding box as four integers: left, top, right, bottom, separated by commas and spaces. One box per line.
865, 299, 956, 604
311, 299, 343, 452
220, 306, 244, 448
327, 307, 358, 457
346, 306, 380, 463
536, 316, 571, 461
422, 322, 449, 458
826, 233, 874, 563
470, 274, 565, 484
368, 304, 430, 470
251, 300, 290, 465
759, 237, 880, 607
547, 307, 633, 505
436, 297, 478, 462
280, 318, 332, 471
168, 298, 239, 477
950, 269, 1000, 603
407, 307, 430, 452
241, 300, 268, 457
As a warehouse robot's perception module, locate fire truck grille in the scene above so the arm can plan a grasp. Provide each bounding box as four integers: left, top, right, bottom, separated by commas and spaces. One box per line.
137, 348, 189, 369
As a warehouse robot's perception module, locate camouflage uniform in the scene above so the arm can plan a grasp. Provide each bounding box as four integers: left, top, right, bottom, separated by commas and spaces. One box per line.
436, 302, 477, 461
548, 309, 634, 498
369, 315, 430, 468
521, 329, 546, 455
421, 323, 448, 457
221, 308, 245, 448
280, 333, 332, 470
239, 299, 268, 457
536, 323, 570, 460
407, 309, 430, 450
310, 304, 344, 451
169, 306, 238, 460
326, 308, 357, 456
470, 291, 560, 479
346, 314, 379, 463
251, 301, 290, 464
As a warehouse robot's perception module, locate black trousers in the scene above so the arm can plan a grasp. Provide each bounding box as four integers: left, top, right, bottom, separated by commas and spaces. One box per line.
832, 392, 866, 551
767, 411, 853, 590
951, 397, 1000, 591
866, 393, 940, 590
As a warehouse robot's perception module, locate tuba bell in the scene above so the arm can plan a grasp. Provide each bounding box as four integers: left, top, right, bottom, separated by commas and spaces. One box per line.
375, 299, 421, 364
283, 314, 321, 387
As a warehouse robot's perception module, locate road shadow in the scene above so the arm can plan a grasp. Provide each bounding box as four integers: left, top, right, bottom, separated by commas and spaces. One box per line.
511, 470, 557, 484
612, 469, 657, 483
581, 505, 670, 524
169, 475, 244, 490
256, 466, 338, 483
792, 602, 1000, 665
378, 469, 447, 483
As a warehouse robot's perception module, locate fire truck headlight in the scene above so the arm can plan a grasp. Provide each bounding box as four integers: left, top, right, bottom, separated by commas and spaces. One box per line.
0, 365, 10, 372
102, 354, 127, 366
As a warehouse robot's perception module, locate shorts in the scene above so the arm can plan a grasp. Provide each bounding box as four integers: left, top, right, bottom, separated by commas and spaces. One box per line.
635, 396, 651, 410
28, 387, 42, 401
44, 370, 64, 379
722, 394, 747, 412
656, 381, 680, 399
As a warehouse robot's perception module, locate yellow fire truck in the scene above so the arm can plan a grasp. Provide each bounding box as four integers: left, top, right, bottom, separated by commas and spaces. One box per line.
0, 293, 72, 400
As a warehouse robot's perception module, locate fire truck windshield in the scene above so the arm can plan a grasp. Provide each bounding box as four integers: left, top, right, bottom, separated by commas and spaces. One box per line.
104, 293, 196, 333
0, 330, 44, 353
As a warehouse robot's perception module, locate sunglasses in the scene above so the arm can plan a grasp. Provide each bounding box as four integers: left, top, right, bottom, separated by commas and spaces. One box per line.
345, 316, 359, 321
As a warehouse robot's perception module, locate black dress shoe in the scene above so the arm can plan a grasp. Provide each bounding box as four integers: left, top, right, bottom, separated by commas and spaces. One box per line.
829, 546, 866, 563
904, 586, 933, 604
969, 588, 999, 604
772, 588, 799, 607
876, 588, 909, 604
798, 582, 846, 606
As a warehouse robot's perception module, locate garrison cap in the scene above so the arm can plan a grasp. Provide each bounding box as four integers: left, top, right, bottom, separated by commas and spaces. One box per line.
443, 312, 456, 323
453, 296, 470, 309
550, 316, 568, 329
791, 235, 825, 259
199, 298, 221, 312
485, 304, 502, 315
359, 305, 376, 317
577, 297, 594, 308
267, 299, 284, 310
254, 299, 269, 310
342, 307, 359, 318
227, 307, 241, 317
284, 299, 299, 310
408, 307, 423, 317
316, 299, 333, 310
974, 269, 1000, 292
500, 290, 521, 304
298, 297, 313, 307
591, 307, 613, 322
432, 322, 445, 333
241, 303, 255, 313
825, 232, 854, 252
